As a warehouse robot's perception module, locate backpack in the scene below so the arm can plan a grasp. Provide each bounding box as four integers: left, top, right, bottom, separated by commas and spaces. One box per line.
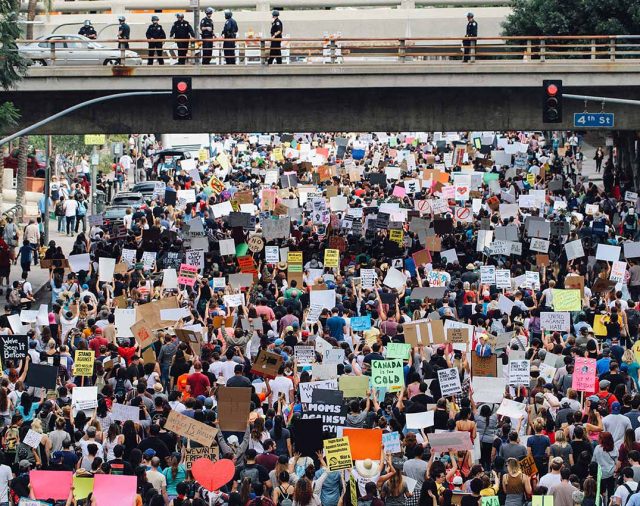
277, 486, 293, 506
239, 466, 261, 487
114, 378, 127, 402
55, 201, 64, 217
3, 426, 19, 452
77, 201, 86, 217
599, 393, 612, 413
8, 289, 20, 307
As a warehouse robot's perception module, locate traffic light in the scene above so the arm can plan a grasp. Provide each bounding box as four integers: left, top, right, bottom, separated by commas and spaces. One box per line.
172, 77, 192, 120
542, 79, 562, 123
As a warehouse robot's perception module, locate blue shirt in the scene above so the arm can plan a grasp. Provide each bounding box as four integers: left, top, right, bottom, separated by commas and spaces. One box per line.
326, 316, 346, 341
597, 357, 612, 375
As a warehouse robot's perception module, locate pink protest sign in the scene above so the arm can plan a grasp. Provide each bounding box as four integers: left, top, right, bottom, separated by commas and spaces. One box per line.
572, 357, 597, 392
93, 475, 137, 506
30, 470, 73, 500
177, 263, 198, 286
426, 431, 473, 453
392, 185, 406, 198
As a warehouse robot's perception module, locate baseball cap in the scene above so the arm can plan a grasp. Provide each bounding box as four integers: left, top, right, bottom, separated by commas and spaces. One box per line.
611, 402, 622, 414
600, 380, 611, 389
86, 426, 96, 437
588, 395, 599, 403
143, 449, 156, 458
274, 338, 284, 346
452, 476, 463, 485
19, 460, 32, 470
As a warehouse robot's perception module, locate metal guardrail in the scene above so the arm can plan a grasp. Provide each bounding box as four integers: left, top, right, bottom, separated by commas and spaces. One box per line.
14, 35, 640, 67
2, 204, 23, 221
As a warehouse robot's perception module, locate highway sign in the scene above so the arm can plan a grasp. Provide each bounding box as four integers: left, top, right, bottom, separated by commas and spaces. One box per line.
84, 134, 106, 145
574, 113, 614, 128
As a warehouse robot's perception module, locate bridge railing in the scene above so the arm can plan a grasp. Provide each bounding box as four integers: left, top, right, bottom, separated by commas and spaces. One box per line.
14, 35, 640, 67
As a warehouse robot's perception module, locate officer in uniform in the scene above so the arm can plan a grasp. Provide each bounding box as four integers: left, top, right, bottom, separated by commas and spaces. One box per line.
117, 16, 130, 50
170, 13, 195, 65
78, 20, 97, 40
146, 15, 166, 65
200, 7, 215, 64
221, 10, 238, 65
268, 10, 283, 64
463, 12, 478, 62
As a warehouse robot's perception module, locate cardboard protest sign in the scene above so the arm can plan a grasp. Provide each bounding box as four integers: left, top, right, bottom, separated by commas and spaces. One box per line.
250, 350, 283, 379
519, 455, 538, 476
342, 428, 383, 460
184, 446, 219, 470
74, 350, 95, 376
540, 312, 570, 332
130, 320, 157, 349
471, 354, 497, 377
165, 410, 218, 447
405, 411, 435, 429
0, 334, 28, 362
323, 437, 353, 471
217, 387, 252, 432
136, 296, 180, 330
299, 380, 338, 403
371, 359, 404, 388
438, 368, 463, 397
25, 363, 58, 390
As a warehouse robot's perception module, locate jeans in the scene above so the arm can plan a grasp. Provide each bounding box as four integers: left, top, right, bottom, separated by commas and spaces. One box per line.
75, 215, 87, 233
161, 363, 171, 389
57, 215, 65, 232
66, 216, 76, 235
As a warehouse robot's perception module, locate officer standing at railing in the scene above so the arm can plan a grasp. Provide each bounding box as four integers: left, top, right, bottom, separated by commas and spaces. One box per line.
170, 13, 196, 65
463, 12, 477, 62
79, 20, 97, 40
200, 7, 215, 64
117, 16, 130, 50
267, 10, 283, 64
222, 10, 238, 64
146, 15, 166, 65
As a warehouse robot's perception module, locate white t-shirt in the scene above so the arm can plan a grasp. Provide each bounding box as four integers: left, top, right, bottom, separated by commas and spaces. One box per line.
79, 438, 104, 459
269, 375, 294, 404
613, 481, 638, 505
64, 199, 79, 217
60, 315, 79, 340
539, 472, 562, 490
0, 464, 12, 503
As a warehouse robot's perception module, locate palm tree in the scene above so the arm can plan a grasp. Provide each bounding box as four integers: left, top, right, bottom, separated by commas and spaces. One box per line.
16, 136, 27, 220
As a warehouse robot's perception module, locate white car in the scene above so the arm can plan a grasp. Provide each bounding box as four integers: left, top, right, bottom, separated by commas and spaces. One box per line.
19, 34, 142, 66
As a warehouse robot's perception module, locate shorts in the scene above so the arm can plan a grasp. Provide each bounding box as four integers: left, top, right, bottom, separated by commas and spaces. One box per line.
0, 266, 9, 277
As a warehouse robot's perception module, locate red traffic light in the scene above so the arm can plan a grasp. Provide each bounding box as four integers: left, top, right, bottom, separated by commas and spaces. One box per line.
176, 81, 188, 93
546, 83, 558, 96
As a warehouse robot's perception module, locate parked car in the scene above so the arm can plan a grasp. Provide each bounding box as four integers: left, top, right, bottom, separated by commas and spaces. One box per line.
131, 181, 158, 200
151, 149, 192, 177
3, 149, 46, 177
110, 191, 145, 208
19, 34, 142, 66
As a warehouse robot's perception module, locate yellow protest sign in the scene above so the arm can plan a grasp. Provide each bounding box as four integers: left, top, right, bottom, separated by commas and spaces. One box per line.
288, 251, 303, 264
593, 315, 608, 336
273, 147, 284, 162
74, 350, 95, 376
198, 148, 209, 161
551, 289, 581, 311
633, 340, 640, 365
527, 173, 536, 186
324, 249, 340, 268
339, 375, 370, 398
216, 152, 231, 171
208, 176, 225, 195
73, 476, 94, 501
323, 437, 353, 471
84, 134, 105, 145
389, 229, 404, 245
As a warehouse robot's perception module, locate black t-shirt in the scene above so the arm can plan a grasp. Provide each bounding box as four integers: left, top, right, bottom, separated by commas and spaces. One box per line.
108, 458, 135, 475
158, 430, 178, 454
461, 495, 480, 506
137, 436, 170, 464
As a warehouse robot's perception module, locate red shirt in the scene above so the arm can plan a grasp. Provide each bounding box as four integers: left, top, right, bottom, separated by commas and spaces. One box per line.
118, 346, 137, 365
186, 372, 210, 397
89, 336, 108, 357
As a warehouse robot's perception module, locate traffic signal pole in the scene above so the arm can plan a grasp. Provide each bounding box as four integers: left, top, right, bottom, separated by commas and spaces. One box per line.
564, 93, 640, 107
0, 91, 171, 147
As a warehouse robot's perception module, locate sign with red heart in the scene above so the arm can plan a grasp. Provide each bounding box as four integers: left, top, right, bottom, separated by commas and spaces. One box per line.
191, 458, 235, 491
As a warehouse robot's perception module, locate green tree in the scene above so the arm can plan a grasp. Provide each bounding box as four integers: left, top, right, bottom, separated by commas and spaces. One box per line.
502, 0, 640, 36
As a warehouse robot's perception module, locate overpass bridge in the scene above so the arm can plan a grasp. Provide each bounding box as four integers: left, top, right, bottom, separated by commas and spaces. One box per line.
5, 36, 640, 134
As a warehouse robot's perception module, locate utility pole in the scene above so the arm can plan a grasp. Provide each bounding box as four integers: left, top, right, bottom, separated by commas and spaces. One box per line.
192, 0, 200, 64
43, 135, 51, 243
90, 145, 99, 214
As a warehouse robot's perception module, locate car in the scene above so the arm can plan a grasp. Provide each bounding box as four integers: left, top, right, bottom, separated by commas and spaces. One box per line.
131, 181, 158, 199
110, 191, 145, 208
3, 149, 46, 177
151, 149, 192, 177
19, 34, 142, 66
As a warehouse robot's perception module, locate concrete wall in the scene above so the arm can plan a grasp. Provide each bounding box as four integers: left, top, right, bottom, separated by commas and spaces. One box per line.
6, 83, 640, 134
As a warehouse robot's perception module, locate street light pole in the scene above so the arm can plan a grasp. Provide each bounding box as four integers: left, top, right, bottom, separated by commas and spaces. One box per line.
91, 145, 98, 214
43, 135, 51, 244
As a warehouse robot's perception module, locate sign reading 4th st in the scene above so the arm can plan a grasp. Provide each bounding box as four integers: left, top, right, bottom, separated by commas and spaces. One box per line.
574, 113, 614, 128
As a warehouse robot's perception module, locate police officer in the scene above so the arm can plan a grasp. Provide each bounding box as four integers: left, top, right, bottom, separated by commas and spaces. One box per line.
117, 16, 130, 50
78, 20, 97, 40
463, 12, 478, 62
221, 10, 238, 65
267, 10, 283, 64
146, 15, 166, 65
200, 7, 215, 65
170, 13, 195, 65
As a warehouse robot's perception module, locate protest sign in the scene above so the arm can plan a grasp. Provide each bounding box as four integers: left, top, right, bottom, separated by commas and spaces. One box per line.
25, 364, 57, 390
184, 446, 220, 470
250, 350, 284, 379
112, 403, 141, 422
572, 357, 597, 392
23, 429, 43, 448
339, 376, 370, 398
471, 377, 506, 404
30, 471, 73, 501
427, 432, 473, 452
293, 418, 325, 456
405, 411, 435, 429
217, 387, 252, 431
471, 354, 497, 377
519, 456, 538, 476
323, 437, 353, 471
165, 410, 218, 447
386, 343, 411, 360
351, 316, 372, 331
92, 475, 137, 506
294, 346, 316, 365
0, 334, 28, 362
508, 359, 530, 386
324, 249, 340, 268
178, 264, 198, 286
497, 398, 528, 419
72, 386, 98, 411
74, 350, 95, 376
98, 257, 116, 282
382, 431, 402, 454
371, 359, 404, 388
301, 389, 347, 436
438, 367, 462, 396
130, 320, 157, 349
551, 289, 581, 311
299, 379, 339, 403
343, 428, 383, 460
540, 312, 570, 331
